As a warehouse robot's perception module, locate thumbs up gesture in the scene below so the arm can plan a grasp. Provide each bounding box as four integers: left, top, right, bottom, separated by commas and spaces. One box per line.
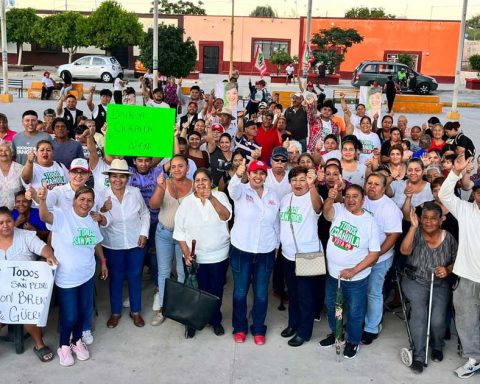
328, 184, 338, 200
101, 196, 112, 213
37, 184, 48, 201
236, 158, 246, 177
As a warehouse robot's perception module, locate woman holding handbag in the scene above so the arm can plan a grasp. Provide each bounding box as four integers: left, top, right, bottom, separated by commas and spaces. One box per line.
173, 168, 232, 338
228, 159, 280, 345
279, 166, 324, 347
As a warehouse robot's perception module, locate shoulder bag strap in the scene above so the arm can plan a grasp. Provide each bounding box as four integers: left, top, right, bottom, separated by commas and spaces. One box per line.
289, 194, 300, 254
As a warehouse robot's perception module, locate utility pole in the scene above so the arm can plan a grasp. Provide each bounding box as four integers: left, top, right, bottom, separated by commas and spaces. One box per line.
229, 0, 234, 78
302, 0, 312, 79
153, 0, 159, 89
0, 0, 9, 97
448, 0, 468, 120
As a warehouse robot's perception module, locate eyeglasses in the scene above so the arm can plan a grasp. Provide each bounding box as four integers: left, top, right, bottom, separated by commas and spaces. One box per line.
272, 157, 288, 163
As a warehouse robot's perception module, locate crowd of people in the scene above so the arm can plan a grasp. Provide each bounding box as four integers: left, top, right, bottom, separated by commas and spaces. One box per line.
0, 73, 479, 380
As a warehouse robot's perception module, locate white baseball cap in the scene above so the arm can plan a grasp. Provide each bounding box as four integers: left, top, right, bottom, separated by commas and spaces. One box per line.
70, 158, 90, 172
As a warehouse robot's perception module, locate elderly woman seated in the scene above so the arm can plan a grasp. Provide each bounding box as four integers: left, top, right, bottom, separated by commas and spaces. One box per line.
0, 206, 57, 362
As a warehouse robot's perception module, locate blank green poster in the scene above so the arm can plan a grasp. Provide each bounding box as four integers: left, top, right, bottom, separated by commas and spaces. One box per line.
105, 104, 175, 157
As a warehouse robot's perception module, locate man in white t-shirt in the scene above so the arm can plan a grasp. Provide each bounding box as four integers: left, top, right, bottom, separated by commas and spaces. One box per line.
361, 172, 402, 345
285, 63, 295, 85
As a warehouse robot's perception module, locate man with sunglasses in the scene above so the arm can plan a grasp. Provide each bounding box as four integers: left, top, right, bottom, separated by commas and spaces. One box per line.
266, 146, 292, 306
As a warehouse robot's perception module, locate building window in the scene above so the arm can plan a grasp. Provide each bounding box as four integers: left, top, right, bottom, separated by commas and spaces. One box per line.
31, 43, 62, 53
252, 40, 289, 60
386, 53, 419, 71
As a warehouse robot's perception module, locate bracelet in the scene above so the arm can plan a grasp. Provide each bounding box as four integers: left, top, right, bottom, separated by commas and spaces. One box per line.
100, 259, 107, 265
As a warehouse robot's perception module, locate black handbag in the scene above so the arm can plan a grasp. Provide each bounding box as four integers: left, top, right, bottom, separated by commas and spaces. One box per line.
162, 278, 220, 330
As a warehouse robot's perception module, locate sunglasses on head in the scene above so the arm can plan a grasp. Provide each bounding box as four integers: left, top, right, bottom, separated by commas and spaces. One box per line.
272, 157, 288, 163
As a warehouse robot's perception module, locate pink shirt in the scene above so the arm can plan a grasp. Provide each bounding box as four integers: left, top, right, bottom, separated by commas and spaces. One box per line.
0, 129, 16, 142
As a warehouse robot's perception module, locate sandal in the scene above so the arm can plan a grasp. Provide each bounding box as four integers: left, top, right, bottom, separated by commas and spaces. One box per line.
33, 345, 54, 362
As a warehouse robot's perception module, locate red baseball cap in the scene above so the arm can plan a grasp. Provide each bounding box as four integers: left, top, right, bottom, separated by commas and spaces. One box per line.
211, 123, 224, 133
248, 160, 268, 173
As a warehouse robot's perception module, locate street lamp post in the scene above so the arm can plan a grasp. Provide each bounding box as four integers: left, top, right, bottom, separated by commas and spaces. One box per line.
229, 0, 234, 78
152, 0, 159, 89
302, 0, 312, 80
448, 0, 468, 120
0, 0, 12, 102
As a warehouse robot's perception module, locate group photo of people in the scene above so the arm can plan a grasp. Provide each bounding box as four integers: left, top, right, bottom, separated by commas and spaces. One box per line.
0, 71, 479, 381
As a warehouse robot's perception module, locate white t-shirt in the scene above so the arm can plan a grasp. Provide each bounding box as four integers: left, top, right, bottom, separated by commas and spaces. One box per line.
52, 208, 103, 288
342, 163, 367, 186
0, 228, 46, 261
91, 157, 111, 194
173, 190, 232, 264
265, 169, 291, 201
363, 195, 403, 263
113, 77, 124, 91
390, 180, 434, 209
326, 203, 381, 281
280, 192, 322, 260
322, 149, 341, 163
321, 119, 332, 138
22, 162, 69, 191
286, 65, 294, 75
353, 128, 381, 164
146, 99, 170, 108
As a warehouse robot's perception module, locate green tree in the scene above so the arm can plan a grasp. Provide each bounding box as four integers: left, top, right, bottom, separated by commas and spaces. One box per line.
345, 7, 396, 19
269, 49, 292, 75
33, 12, 88, 63
5, 8, 40, 65
87, 1, 144, 53
152, 0, 206, 15
250, 5, 277, 18
398, 53, 414, 69
466, 14, 480, 40
311, 27, 363, 73
139, 24, 197, 77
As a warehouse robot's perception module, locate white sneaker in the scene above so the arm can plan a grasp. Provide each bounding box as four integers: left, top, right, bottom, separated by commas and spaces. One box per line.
152, 292, 160, 311
151, 309, 165, 326
123, 297, 130, 308
58, 345, 74, 367
455, 358, 480, 378
82, 330, 94, 345
70, 340, 90, 361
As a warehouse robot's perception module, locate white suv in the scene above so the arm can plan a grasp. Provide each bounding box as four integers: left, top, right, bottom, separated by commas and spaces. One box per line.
57, 55, 123, 83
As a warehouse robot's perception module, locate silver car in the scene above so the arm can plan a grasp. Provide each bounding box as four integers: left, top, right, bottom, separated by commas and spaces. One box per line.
57, 55, 123, 83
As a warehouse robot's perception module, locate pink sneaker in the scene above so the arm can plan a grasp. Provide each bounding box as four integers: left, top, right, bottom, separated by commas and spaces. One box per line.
254, 335, 266, 345
70, 340, 90, 361
233, 332, 246, 343
57, 345, 74, 367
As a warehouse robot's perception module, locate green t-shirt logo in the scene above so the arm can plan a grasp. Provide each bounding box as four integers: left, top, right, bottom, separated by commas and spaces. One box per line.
330, 221, 360, 251
72, 228, 97, 246
280, 206, 303, 224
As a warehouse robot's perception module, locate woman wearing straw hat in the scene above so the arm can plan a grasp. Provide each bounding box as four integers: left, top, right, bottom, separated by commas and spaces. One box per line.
101, 159, 150, 328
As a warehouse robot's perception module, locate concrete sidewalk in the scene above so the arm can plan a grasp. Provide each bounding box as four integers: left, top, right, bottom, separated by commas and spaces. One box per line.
0, 271, 469, 384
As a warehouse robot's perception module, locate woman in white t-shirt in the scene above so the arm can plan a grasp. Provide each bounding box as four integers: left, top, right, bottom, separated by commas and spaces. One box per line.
279, 166, 323, 347
173, 168, 232, 338
0, 206, 57, 363
320, 184, 381, 359
21, 140, 69, 192
38, 185, 107, 367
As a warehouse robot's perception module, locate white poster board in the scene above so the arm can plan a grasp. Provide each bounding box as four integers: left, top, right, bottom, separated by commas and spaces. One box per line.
360, 85, 382, 120
0, 260, 55, 327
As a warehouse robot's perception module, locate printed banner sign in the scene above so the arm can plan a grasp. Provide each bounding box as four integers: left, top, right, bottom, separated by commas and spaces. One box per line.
0, 260, 55, 327
105, 104, 176, 157
359, 86, 382, 119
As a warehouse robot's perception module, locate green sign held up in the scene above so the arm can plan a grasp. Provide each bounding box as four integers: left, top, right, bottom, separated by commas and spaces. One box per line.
105, 104, 175, 157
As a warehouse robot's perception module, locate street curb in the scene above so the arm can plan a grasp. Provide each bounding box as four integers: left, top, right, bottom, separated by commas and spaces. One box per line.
441, 101, 480, 108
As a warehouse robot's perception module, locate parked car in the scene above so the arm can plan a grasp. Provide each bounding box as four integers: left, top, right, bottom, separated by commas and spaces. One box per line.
57, 55, 123, 83
351, 61, 438, 95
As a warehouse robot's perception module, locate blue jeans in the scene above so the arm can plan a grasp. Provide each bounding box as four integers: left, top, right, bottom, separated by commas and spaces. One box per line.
196, 258, 229, 327
230, 245, 275, 336
104, 246, 147, 314
155, 224, 185, 306
364, 257, 393, 333
283, 256, 316, 340
57, 276, 95, 347
325, 274, 368, 345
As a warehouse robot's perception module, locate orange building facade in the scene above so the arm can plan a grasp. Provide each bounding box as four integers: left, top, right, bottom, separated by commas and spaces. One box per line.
184, 15, 460, 83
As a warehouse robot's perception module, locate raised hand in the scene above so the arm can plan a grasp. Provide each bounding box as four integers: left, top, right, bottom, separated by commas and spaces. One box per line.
328, 184, 339, 200
156, 173, 166, 190
236, 158, 246, 177
410, 207, 419, 228
306, 169, 317, 187
453, 154, 473, 176
27, 149, 35, 164
37, 184, 48, 201
101, 196, 112, 212
404, 182, 414, 198
317, 167, 325, 182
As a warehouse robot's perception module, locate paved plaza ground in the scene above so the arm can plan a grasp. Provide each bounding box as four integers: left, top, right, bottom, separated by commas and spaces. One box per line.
0, 70, 479, 383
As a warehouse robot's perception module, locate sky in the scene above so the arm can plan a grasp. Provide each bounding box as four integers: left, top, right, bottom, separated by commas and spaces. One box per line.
14, 0, 480, 19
